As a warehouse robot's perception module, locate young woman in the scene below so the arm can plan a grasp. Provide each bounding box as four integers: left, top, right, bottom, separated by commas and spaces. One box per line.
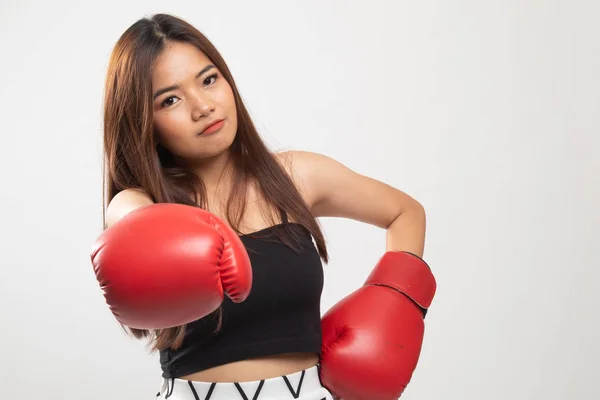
91, 13, 436, 400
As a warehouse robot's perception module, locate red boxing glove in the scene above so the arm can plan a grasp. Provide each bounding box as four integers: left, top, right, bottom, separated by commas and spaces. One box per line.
90, 203, 252, 330
319, 251, 436, 400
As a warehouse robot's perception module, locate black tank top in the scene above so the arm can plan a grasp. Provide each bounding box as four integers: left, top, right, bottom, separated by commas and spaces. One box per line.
159, 222, 324, 378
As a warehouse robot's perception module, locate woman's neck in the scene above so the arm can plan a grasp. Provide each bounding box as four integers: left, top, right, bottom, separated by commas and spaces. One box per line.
190, 150, 236, 207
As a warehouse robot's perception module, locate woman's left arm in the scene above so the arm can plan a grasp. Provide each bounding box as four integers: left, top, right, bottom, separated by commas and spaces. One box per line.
285, 150, 426, 257
283, 151, 435, 400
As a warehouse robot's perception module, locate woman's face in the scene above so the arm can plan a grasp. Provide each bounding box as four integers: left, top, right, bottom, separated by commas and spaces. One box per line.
151, 41, 237, 162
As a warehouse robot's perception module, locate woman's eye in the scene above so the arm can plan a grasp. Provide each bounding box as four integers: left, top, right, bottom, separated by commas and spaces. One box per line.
160, 74, 219, 108
204, 73, 218, 86
161, 96, 178, 108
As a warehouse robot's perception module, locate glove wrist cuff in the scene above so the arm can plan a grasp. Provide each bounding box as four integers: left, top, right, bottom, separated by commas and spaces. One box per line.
364, 251, 436, 312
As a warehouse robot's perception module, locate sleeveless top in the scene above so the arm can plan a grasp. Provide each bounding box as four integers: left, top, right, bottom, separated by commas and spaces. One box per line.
159, 222, 324, 378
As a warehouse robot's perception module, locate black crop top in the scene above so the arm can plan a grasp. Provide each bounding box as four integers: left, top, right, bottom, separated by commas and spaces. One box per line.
159, 222, 324, 378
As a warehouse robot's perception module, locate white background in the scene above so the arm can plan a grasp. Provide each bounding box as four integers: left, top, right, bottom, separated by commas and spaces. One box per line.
1, 1, 598, 399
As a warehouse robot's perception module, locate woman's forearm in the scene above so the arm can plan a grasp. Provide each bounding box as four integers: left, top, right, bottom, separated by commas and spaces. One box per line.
385, 203, 426, 258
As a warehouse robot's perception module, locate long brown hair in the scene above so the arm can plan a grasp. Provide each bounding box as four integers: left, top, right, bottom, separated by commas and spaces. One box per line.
101, 13, 328, 352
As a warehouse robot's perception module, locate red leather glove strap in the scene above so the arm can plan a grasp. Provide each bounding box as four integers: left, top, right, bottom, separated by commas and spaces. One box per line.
364, 251, 436, 311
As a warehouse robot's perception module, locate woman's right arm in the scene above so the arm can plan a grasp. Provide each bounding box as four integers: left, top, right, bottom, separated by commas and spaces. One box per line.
92, 192, 253, 330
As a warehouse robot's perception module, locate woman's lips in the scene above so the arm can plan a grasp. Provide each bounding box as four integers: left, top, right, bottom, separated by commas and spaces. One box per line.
200, 119, 225, 135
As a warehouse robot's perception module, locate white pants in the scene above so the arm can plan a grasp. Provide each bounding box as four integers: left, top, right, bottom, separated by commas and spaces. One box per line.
155, 365, 334, 400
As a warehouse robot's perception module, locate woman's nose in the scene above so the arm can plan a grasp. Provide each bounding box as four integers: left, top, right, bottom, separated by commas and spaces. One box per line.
191, 92, 214, 120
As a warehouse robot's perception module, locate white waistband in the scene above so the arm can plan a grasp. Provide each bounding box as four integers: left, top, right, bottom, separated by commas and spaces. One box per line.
157, 365, 332, 399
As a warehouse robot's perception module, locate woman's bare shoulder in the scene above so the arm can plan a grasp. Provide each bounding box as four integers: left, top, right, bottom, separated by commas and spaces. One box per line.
273, 150, 320, 207
105, 188, 155, 228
